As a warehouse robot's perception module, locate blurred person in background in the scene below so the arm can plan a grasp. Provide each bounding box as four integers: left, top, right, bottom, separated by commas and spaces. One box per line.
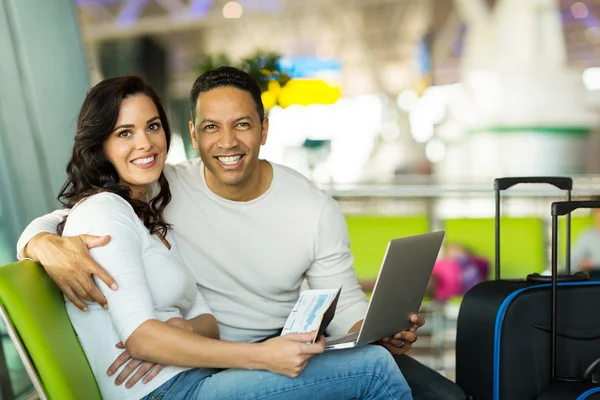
572, 195, 600, 275
17, 67, 465, 400
426, 244, 489, 302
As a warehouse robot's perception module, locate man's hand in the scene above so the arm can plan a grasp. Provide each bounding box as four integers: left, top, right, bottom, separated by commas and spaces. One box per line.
378, 313, 425, 356
25, 232, 115, 311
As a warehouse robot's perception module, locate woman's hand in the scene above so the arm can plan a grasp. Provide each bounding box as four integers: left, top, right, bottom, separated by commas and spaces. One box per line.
258, 332, 325, 378
107, 341, 165, 388
106, 318, 193, 388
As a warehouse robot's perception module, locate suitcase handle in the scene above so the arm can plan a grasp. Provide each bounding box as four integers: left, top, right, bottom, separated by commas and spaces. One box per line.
494, 177, 573, 279
549, 200, 600, 381
494, 177, 573, 191
552, 200, 600, 216
583, 357, 600, 383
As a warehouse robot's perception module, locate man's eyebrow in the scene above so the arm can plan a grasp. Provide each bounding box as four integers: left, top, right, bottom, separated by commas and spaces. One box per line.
233, 116, 252, 123
200, 116, 252, 125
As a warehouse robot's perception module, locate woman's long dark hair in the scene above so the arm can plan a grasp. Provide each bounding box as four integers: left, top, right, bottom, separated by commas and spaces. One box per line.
57, 76, 172, 237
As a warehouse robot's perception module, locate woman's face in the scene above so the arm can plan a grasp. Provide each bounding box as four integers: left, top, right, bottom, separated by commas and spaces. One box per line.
103, 94, 167, 197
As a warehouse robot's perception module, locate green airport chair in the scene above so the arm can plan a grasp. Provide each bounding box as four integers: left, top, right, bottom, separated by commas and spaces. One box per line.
0, 260, 101, 400
444, 217, 546, 279
345, 215, 430, 281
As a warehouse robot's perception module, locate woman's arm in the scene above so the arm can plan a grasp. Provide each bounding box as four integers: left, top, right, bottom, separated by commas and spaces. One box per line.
126, 320, 256, 368
127, 320, 325, 378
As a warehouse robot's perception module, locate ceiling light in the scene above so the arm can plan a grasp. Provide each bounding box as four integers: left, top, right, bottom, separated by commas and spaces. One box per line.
222, 1, 243, 19
571, 2, 589, 19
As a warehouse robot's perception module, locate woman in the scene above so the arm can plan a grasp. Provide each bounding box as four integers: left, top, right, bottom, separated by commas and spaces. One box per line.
58, 76, 413, 400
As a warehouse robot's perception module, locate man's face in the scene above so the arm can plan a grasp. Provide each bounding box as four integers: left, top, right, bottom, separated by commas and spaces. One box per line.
189, 86, 268, 189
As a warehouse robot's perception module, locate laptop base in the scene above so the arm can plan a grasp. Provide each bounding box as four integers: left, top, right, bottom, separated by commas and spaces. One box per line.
325, 331, 359, 350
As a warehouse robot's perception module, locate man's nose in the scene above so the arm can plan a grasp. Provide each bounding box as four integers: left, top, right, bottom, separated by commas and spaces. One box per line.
217, 127, 239, 149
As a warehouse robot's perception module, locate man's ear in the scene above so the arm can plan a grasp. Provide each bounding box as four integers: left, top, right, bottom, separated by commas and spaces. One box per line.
189, 121, 199, 149
260, 117, 269, 146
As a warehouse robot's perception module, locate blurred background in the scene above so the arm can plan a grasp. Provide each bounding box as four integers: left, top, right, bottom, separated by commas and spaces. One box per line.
3, 0, 600, 397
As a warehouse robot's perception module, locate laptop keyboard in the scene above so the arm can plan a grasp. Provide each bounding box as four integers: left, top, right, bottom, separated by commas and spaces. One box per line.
325, 331, 359, 346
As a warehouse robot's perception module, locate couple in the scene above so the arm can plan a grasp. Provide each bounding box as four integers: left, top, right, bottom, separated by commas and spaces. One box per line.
17, 67, 465, 399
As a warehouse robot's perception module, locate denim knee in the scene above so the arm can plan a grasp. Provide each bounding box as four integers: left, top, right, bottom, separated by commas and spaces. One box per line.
363, 345, 405, 375
360, 345, 412, 399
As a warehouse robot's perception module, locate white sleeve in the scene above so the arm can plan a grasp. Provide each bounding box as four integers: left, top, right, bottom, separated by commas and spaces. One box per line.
184, 286, 213, 319
305, 195, 368, 336
571, 230, 591, 271
62, 193, 157, 342
16, 209, 69, 259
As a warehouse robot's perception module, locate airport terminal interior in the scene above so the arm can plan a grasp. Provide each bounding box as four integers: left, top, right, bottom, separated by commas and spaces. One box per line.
3, 0, 600, 399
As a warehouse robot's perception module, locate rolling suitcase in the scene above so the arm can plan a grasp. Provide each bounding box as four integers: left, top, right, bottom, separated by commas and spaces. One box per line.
456, 177, 600, 400
536, 200, 600, 399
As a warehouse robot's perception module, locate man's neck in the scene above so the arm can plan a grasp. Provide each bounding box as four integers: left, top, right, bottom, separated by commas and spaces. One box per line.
205, 160, 273, 202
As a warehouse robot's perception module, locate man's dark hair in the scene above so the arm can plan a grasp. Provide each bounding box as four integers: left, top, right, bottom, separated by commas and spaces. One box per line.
189, 66, 265, 124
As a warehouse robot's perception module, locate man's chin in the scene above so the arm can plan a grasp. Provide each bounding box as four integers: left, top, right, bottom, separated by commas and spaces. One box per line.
219, 175, 244, 186
207, 168, 245, 187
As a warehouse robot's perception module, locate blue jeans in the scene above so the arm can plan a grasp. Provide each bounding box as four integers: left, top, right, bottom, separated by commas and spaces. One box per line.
142, 345, 412, 400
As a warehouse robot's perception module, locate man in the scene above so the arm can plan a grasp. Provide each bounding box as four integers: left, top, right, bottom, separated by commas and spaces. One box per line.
18, 66, 465, 399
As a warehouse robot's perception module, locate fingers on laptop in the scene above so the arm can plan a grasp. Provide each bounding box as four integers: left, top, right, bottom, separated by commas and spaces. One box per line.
409, 313, 425, 327
393, 330, 417, 344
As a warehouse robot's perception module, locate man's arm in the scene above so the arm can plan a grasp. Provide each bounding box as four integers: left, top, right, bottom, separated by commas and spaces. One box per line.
305, 195, 369, 336
184, 288, 220, 339
16, 208, 115, 310
306, 194, 424, 356
17, 209, 67, 259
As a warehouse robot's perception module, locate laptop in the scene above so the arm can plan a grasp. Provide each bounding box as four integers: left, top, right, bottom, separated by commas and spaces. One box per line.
325, 231, 445, 350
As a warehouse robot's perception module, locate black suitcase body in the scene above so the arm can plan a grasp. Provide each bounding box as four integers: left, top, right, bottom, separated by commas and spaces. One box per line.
458, 280, 600, 399
456, 178, 600, 400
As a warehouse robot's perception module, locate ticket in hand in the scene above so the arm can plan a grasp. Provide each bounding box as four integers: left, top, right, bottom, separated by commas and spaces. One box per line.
281, 287, 341, 343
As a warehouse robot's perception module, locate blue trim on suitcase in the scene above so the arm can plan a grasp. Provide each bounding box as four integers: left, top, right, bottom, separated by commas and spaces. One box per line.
493, 281, 600, 400
577, 387, 600, 399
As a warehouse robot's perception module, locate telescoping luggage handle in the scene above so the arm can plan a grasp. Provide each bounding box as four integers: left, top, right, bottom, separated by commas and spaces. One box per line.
494, 177, 573, 280
549, 201, 600, 382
